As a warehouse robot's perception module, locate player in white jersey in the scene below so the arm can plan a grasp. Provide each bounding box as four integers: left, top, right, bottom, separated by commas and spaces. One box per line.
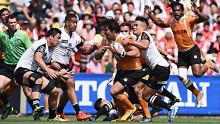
123, 16, 178, 122
14, 28, 66, 121
51, 13, 97, 121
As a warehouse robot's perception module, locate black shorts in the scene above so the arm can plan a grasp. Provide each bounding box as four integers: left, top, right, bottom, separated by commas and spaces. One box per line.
114, 69, 146, 86
14, 67, 43, 87
57, 62, 69, 70
178, 45, 202, 67
141, 65, 170, 90
0, 63, 16, 79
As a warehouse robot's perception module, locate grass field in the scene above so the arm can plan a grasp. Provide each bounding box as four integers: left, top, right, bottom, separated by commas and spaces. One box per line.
1, 115, 220, 124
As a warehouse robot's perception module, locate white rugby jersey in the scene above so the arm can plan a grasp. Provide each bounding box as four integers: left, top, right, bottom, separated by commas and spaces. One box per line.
137, 31, 169, 69
15, 39, 53, 71
52, 27, 82, 65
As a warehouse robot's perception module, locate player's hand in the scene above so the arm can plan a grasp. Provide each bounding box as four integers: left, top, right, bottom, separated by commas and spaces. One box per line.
108, 46, 117, 55
51, 61, 61, 70
144, 5, 152, 16
167, 54, 177, 64
122, 36, 134, 46
191, 2, 199, 13
92, 42, 99, 50
100, 46, 109, 55
60, 71, 72, 80
122, 38, 129, 46
46, 68, 58, 79
57, 69, 68, 76
29, 17, 36, 26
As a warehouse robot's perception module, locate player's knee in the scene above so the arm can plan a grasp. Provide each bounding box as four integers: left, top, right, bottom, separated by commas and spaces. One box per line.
28, 73, 43, 86
49, 90, 59, 97
110, 88, 117, 96
134, 86, 142, 97
192, 71, 202, 77
66, 78, 75, 88
110, 87, 121, 98
41, 80, 57, 94
178, 68, 188, 81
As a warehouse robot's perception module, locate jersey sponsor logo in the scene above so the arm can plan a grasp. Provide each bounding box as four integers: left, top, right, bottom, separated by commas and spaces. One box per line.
194, 55, 197, 59
142, 75, 149, 81
61, 40, 68, 43
173, 30, 187, 35
123, 78, 128, 82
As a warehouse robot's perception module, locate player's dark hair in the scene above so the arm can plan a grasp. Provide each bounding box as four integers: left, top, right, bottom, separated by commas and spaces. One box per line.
120, 22, 132, 30
0, 8, 9, 16
46, 28, 61, 37
65, 13, 78, 22
102, 17, 120, 33
168, 0, 184, 11
135, 16, 149, 26
6, 13, 16, 23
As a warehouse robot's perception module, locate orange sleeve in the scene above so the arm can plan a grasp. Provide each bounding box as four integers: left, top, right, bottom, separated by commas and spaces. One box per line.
187, 16, 198, 25
163, 18, 171, 27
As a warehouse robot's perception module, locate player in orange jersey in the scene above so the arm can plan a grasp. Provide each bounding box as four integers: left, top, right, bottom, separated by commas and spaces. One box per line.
144, 0, 219, 108
95, 18, 141, 121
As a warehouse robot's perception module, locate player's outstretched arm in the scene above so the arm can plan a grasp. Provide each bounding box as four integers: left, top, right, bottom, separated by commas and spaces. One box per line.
77, 42, 99, 55
94, 46, 108, 60
144, 5, 169, 28
191, 2, 208, 23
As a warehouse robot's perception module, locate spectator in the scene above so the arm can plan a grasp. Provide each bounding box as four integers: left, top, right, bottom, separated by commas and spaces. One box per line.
195, 32, 207, 57
23, 0, 55, 26
81, 19, 96, 41
32, 18, 48, 41
158, 30, 176, 56
105, 2, 121, 17
86, 56, 104, 74
207, 33, 220, 54
77, 10, 93, 34
201, 21, 213, 43
113, 9, 123, 24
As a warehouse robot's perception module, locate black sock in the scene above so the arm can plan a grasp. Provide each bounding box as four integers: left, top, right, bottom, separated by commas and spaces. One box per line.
73, 104, 81, 115
0, 91, 9, 106
27, 99, 34, 111
160, 87, 176, 101
148, 95, 171, 111
49, 108, 56, 119
57, 105, 64, 114
32, 99, 40, 110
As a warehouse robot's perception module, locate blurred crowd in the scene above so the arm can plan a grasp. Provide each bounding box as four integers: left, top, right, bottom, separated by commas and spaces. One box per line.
1, 0, 220, 75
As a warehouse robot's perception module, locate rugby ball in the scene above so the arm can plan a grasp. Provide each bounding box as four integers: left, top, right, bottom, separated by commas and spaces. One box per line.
111, 41, 126, 58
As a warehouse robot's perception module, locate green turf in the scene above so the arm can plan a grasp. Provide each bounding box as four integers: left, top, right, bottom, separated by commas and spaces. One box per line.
0, 115, 220, 124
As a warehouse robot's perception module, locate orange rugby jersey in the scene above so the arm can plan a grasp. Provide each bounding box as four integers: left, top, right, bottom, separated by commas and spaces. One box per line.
114, 35, 142, 70
164, 16, 197, 51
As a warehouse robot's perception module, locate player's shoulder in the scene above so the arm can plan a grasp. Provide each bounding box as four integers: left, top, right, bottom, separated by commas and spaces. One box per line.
16, 29, 29, 36
33, 39, 47, 46
140, 31, 151, 41
72, 32, 81, 40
